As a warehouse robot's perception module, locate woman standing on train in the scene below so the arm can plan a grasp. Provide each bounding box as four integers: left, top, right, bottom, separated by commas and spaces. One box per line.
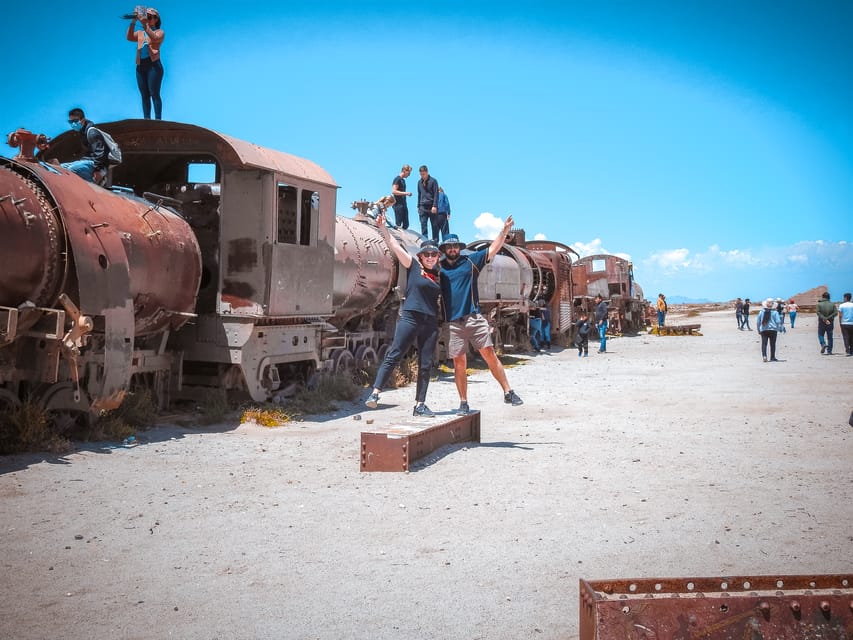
365, 209, 442, 417
127, 7, 165, 120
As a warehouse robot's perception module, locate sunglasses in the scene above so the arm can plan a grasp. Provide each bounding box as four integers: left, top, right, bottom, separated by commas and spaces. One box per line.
68, 119, 80, 124
421, 251, 439, 257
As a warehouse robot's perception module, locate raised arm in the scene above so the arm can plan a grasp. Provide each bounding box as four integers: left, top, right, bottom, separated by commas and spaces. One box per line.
126, 19, 138, 42
488, 215, 514, 261
376, 211, 413, 269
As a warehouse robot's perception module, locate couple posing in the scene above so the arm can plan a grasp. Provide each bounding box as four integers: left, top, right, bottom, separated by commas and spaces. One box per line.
366, 212, 523, 417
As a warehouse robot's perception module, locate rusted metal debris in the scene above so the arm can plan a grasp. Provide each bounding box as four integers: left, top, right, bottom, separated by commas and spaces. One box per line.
360, 411, 481, 472
651, 324, 703, 336
580, 574, 853, 640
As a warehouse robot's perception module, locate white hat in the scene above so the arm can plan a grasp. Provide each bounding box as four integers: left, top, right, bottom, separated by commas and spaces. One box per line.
763, 298, 775, 309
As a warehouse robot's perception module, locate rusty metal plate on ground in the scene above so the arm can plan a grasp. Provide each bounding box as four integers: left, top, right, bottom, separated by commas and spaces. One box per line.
580, 574, 853, 640
360, 411, 481, 472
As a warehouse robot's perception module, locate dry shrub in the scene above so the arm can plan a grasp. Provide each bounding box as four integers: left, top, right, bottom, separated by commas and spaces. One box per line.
240, 406, 293, 427
285, 373, 360, 416
196, 388, 230, 425
84, 390, 157, 441
0, 400, 58, 454
390, 355, 417, 388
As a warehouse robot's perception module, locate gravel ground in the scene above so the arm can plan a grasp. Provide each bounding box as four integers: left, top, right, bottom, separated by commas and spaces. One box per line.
1, 309, 851, 640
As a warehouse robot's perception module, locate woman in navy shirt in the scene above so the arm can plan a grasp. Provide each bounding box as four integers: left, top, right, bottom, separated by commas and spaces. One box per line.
365, 211, 442, 417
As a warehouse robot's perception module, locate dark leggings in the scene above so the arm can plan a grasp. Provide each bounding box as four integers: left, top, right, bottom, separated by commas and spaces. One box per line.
760, 330, 778, 359
136, 59, 164, 119
372, 311, 438, 403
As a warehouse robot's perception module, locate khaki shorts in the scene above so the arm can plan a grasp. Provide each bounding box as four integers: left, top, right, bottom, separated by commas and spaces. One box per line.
448, 313, 493, 357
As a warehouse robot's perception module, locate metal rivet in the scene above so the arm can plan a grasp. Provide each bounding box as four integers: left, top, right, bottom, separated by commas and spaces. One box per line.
820, 601, 830, 612
790, 601, 801, 613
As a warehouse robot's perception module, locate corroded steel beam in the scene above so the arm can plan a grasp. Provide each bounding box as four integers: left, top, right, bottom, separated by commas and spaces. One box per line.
360, 411, 481, 472
580, 574, 853, 640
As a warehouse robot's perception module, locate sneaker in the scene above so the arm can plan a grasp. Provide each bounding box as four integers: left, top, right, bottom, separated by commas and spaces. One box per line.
583, 353, 588, 357
413, 404, 435, 417
504, 390, 523, 406
456, 401, 470, 416
770, 358, 779, 362
763, 356, 767, 362
365, 392, 380, 409
821, 345, 826, 354
577, 351, 582, 357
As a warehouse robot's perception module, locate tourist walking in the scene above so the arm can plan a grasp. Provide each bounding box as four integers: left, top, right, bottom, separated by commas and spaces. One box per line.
757, 298, 783, 362
741, 298, 752, 330
594, 294, 608, 353
816, 291, 837, 355
786, 299, 799, 328
839, 292, 853, 356
735, 298, 744, 330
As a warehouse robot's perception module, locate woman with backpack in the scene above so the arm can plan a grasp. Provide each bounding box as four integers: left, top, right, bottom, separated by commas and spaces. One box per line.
758, 298, 784, 362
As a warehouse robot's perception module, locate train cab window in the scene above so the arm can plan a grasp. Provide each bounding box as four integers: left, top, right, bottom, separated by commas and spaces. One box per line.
277, 184, 298, 244
591, 258, 606, 272
300, 190, 318, 246
277, 184, 318, 246
188, 162, 217, 184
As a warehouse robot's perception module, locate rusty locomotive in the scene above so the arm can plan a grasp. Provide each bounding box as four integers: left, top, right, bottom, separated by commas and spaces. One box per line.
0, 120, 646, 418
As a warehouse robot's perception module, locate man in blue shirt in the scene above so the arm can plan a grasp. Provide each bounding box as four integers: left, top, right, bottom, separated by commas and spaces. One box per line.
439, 215, 523, 415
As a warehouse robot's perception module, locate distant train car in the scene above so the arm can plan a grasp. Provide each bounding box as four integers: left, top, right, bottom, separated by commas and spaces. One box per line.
571, 254, 648, 334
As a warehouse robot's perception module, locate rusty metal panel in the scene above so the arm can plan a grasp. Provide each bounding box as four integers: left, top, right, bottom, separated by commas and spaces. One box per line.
580, 574, 853, 640
361, 411, 481, 472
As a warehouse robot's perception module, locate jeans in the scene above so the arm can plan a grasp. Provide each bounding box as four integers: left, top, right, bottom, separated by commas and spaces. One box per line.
598, 320, 608, 352
60, 159, 95, 182
736, 312, 743, 328
136, 58, 164, 119
818, 319, 834, 353
741, 314, 751, 330
657, 311, 665, 328
789, 311, 797, 328
529, 318, 542, 351
392, 205, 409, 230
372, 311, 438, 402
840, 324, 853, 355
760, 330, 778, 360
434, 213, 448, 242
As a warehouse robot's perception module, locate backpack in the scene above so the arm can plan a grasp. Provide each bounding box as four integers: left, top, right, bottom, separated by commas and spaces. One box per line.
87, 126, 122, 165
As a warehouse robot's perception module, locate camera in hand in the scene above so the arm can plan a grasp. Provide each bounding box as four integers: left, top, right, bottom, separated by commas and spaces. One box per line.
121, 5, 147, 19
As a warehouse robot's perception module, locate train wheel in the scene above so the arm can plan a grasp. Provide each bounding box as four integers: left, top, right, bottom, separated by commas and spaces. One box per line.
331, 349, 355, 374
354, 345, 378, 370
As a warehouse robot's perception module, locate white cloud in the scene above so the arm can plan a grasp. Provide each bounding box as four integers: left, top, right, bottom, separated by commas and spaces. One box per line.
647, 248, 692, 271
473, 212, 505, 240
533, 233, 547, 241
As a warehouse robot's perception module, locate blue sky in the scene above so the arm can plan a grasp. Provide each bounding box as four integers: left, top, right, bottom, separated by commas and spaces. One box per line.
2, 1, 851, 302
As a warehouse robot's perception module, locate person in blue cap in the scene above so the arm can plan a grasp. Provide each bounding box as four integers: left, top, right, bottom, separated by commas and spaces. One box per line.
365, 211, 442, 417
438, 217, 523, 415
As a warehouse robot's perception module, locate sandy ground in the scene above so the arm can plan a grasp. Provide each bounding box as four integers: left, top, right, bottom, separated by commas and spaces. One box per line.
1, 309, 851, 640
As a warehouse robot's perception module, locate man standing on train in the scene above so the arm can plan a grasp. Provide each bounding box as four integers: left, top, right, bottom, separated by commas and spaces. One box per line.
391, 164, 412, 229
416, 165, 439, 238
